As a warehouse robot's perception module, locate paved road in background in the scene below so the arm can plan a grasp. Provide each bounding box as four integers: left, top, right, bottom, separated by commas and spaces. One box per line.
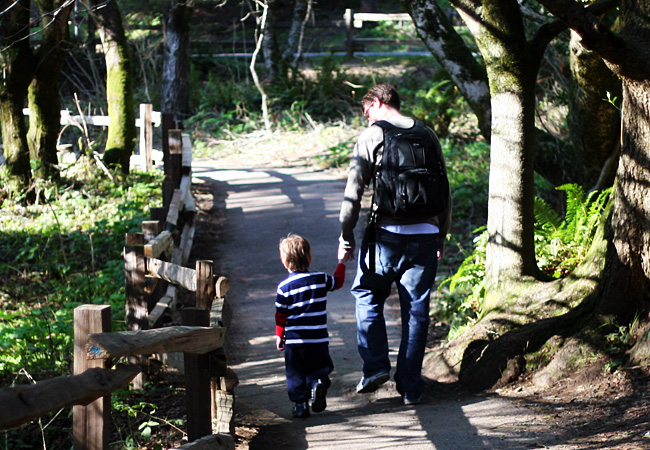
192, 158, 554, 450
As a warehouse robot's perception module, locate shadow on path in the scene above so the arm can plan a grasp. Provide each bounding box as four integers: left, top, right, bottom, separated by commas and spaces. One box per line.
192, 161, 555, 449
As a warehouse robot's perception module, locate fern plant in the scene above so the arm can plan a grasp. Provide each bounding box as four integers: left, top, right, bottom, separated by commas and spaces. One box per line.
535, 184, 611, 278
437, 184, 611, 336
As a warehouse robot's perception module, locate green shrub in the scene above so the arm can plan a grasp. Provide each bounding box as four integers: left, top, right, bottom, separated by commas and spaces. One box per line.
0, 168, 162, 383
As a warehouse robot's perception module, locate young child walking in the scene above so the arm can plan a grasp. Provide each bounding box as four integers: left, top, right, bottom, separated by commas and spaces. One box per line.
275, 234, 346, 418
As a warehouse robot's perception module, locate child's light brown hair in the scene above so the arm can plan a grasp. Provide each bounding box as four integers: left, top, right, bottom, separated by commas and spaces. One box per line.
279, 234, 312, 272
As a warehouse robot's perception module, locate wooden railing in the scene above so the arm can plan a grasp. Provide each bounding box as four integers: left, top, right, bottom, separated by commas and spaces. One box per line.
0, 120, 236, 450
25, 103, 162, 171
195, 9, 425, 58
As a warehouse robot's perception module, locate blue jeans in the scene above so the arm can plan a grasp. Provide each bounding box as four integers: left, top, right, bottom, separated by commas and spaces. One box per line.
352, 227, 438, 399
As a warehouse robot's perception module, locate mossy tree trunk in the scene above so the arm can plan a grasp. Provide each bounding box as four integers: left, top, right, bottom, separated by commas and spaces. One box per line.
88, 0, 136, 174
454, 1, 543, 309
415, 0, 621, 391
568, 20, 622, 190
162, 0, 193, 123
27, 0, 74, 181
400, 0, 492, 141
424, 0, 650, 391
0, 0, 33, 195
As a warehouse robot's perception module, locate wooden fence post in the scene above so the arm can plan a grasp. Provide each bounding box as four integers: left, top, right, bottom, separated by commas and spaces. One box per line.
139, 103, 154, 171
124, 232, 148, 389
182, 308, 212, 442
196, 260, 215, 310
169, 129, 183, 189
142, 220, 168, 311
73, 305, 111, 450
162, 112, 175, 175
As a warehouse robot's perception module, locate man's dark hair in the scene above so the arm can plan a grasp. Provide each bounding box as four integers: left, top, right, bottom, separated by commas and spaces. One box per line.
362, 84, 401, 111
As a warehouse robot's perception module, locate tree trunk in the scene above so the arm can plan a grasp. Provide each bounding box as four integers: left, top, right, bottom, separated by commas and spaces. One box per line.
262, 0, 283, 83
599, 79, 650, 321
538, 0, 650, 323
457, 1, 541, 309
282, 0, 309, 62
0, 0, 33, 195
162, 0, 193, 122
28, 0, 74, 181
89, 0, 137, 173
403, 0, 492, 141
568, 29, 622, 189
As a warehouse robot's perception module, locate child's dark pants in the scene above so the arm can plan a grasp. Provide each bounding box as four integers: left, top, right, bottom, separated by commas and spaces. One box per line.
284, 342, 333, 402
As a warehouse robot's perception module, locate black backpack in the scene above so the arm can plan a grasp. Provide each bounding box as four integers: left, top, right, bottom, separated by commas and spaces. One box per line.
370, 119, 449, 221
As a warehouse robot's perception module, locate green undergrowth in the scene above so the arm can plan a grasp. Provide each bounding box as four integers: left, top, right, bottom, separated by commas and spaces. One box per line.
0, 167, 163, 385
437, 184, 612, 337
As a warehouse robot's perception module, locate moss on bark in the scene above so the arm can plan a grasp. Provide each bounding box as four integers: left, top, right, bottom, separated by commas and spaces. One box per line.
94, 0, 136, 173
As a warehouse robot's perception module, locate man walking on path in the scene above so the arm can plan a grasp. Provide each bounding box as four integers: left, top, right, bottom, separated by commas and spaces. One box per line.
338, 84, 452, 405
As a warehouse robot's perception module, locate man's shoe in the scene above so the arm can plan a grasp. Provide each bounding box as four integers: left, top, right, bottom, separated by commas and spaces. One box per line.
292, 401, 310, 418
311, 380, 327, 413
403, 395, 422, 405
356, 372, 390, 393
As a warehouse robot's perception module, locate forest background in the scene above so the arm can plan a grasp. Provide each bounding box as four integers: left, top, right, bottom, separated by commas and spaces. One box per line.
1, 0, 650, 448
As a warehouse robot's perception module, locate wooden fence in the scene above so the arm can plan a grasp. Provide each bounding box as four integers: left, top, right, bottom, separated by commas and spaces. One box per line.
25, 103, 162, 171
194, 9, 426, 58
0, 119, 236, 450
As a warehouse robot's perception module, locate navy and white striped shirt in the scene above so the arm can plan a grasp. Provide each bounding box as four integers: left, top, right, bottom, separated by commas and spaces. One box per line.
275, 271, 336, 345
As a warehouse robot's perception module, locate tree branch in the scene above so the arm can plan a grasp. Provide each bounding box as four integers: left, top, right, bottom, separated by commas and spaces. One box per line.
535, 0, 649, 80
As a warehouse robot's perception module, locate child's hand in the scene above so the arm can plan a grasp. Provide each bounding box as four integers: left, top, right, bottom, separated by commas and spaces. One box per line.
276, 335, 285, 351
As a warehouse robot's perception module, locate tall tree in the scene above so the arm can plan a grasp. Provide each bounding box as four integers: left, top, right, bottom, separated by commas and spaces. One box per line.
161, 0, 193, 123
86, 0, 136, 173
27, 0, 74, 181
401, 0, 623, 391
0, 0, 33, 196
537, 0, 650, 347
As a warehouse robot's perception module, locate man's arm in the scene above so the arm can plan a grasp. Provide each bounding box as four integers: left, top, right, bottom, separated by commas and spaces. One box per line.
339, 126, 383, 250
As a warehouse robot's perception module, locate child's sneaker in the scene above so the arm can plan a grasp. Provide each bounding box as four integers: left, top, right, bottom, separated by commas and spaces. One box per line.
292, 401, 310, 418
311, 380, 327, 413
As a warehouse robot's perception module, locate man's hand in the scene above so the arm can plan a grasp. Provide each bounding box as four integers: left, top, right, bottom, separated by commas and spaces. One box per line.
276, 335, 285, 351
338, 245, 355, 263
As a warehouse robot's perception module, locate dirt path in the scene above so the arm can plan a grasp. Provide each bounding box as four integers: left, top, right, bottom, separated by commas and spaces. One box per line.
189, 155, 567, 450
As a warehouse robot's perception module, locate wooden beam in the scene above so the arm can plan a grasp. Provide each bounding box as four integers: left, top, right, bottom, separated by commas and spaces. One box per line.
144, 230, 174, 258
0, 365, 140, 430
182, 133, 192, 169
86, 326, 226, 360
180, 173, 191, 203
147, 257, 197, 291
166, 188, 183, 226
148, 284, 177, 328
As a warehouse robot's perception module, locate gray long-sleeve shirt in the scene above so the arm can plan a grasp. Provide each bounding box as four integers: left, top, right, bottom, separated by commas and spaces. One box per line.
339, 115, 452, 249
